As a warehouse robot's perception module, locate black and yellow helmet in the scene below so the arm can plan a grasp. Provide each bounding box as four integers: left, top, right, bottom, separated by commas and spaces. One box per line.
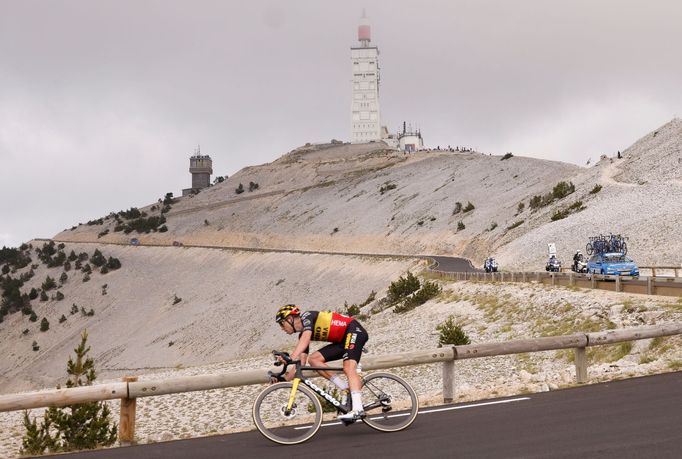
276, 304, 300, 324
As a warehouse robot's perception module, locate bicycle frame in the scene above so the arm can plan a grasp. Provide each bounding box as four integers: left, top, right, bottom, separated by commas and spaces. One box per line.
285, 363, 350, 415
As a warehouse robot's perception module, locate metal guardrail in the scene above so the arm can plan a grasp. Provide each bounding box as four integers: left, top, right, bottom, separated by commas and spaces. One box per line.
428, 270, 682, 297
1, 324, 680, 445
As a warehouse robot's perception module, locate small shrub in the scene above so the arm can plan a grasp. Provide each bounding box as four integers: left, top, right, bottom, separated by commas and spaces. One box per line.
173, 295, 182, 305
83, 274, 91, 283
394, 280, 442, 314
489, 222, 498, 231
40, 317, 50, 332
590, 184, 603, 194
235, 183, 244, 194
71, 304, 79, 315
55, 291, 64, 301
42, 276, 57, 291
457, 221, 465, 231
60, 272, 68, 284
501, 152, 513, 160
32, 341, 40, 351
387, 272, 421, 304
452, 202, 462, 215
59, 315, 67, 323
517, 202, 525, 213
29, 288, 39, 300
248, 181, 259, 192
343, 301, 361, 317
22, 328, 29, 335
436, 316, 471, 347
552, 181, 575, 200
379, 182, 397, 194
40, 291, 49, 302
463, 202, 475, 212
507, 220, 524, 230
30, 312, 38, 322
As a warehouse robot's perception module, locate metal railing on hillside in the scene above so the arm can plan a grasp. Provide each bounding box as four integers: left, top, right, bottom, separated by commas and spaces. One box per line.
427, 270, 682, 297
0, 324, 680, 446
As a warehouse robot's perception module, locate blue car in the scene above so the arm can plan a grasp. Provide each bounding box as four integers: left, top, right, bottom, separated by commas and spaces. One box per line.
587, 252, 639, 277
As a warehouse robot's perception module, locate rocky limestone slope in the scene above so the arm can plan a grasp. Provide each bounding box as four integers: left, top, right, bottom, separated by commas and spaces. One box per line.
55, 119, 682, 269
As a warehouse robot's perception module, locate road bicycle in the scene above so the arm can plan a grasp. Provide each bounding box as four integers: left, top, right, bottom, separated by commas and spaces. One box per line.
252, 351, 418, 445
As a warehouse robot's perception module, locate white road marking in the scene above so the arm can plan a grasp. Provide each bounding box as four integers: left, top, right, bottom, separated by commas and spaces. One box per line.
300, 396, 531, 429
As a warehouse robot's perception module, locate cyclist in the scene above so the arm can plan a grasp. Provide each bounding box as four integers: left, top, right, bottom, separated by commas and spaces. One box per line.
275, 304, 369, 422
573, 250, 583, 270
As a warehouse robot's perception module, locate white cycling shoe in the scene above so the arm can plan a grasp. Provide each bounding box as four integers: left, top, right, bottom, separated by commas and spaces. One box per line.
337, 410, 366, 422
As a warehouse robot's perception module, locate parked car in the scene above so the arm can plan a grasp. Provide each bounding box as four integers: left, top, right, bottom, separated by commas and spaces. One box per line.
587, 252, 639, 277
130, 238, 140, 246
172, 241, 183, 247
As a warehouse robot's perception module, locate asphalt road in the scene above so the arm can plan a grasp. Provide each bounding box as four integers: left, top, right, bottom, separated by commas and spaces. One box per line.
41, 371, 682, 459
429, 255, 482, 272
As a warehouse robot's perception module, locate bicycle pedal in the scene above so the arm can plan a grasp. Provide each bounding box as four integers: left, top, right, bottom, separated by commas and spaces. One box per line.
341, 419, 355, 426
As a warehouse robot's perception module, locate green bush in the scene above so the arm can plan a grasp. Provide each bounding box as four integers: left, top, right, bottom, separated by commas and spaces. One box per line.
387, 272, 421, 304
235, 183, 244, 194
55, 291, 64, 301
552, 181, 575, 200
40, 317, 50, 332
457, 221, 465, 231
507, 220, 524, 230
590, 184, 602, 194
40, 291, 49, 302
517, 202, 525, 213
436, 315, 471, 347
42, 276, 57, 291
463, 201, 475, 212
501, 152, 514, 160
379, 182, 397, 194
21, 331, 117, 454
452, 202, 462, 215
394, 280, 441, 314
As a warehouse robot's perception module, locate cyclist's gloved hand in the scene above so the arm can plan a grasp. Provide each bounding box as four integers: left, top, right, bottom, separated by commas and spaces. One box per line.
267, 371, 285, 384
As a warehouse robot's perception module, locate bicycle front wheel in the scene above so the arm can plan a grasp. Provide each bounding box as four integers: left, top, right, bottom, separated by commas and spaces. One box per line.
360, 372, 418, 432
252, 382, 323, 445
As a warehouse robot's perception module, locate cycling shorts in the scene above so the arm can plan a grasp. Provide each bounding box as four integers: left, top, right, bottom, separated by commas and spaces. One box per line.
316, 320, 368, 363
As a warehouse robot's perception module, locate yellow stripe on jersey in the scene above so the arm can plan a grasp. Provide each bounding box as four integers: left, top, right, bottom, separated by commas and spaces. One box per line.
312, 311, 333, 341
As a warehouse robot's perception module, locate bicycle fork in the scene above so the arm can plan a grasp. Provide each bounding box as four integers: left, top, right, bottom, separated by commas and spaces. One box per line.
285, 378, 301, 415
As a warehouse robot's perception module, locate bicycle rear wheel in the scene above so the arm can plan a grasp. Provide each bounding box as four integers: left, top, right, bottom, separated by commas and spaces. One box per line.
252, 382, 322, 445
360, 372, 418, 432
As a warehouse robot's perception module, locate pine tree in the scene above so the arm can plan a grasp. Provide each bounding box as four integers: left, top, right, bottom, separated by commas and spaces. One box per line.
21, 412, 57, 455
21, 330, 118, 453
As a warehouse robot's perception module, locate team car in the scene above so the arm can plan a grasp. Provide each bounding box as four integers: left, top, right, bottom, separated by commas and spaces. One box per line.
587, 252, 639, 277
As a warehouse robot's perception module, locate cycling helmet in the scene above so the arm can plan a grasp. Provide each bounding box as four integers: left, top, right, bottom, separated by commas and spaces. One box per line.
276, 304, 300, 324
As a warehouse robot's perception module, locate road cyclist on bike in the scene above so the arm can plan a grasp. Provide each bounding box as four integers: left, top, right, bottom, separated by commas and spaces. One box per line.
275, 304, 368, 422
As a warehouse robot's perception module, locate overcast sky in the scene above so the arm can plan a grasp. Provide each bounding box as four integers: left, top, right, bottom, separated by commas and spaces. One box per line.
1, 0, 680, 248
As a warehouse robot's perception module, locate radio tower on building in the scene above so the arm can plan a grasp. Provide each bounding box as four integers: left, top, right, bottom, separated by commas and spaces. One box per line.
350, 11, 381, 143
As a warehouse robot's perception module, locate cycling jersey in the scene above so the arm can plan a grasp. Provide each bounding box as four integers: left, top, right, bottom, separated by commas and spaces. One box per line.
300, 311, 354, 343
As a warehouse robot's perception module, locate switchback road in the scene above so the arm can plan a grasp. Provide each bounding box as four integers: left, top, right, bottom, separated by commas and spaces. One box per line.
41, 371, 682, 459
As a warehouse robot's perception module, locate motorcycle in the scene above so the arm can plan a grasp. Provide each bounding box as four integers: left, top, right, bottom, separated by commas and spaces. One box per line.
546, 257, 562, 272
572, 259, 588, 273
484, 257, 498, 273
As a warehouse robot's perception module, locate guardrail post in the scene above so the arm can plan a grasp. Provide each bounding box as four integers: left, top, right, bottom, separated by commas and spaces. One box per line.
522, 272, 527, 282
574, 347, 587, 383
119, 376, 138, 445
536, 272, 540, 282
647, 277, 653, 295
569, 272, 574, 286
551, 273, 556, 286
591, 274, 596, 289
651, 267, 657, 277
615, 276, 621, 292
442, 359, 455, 403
